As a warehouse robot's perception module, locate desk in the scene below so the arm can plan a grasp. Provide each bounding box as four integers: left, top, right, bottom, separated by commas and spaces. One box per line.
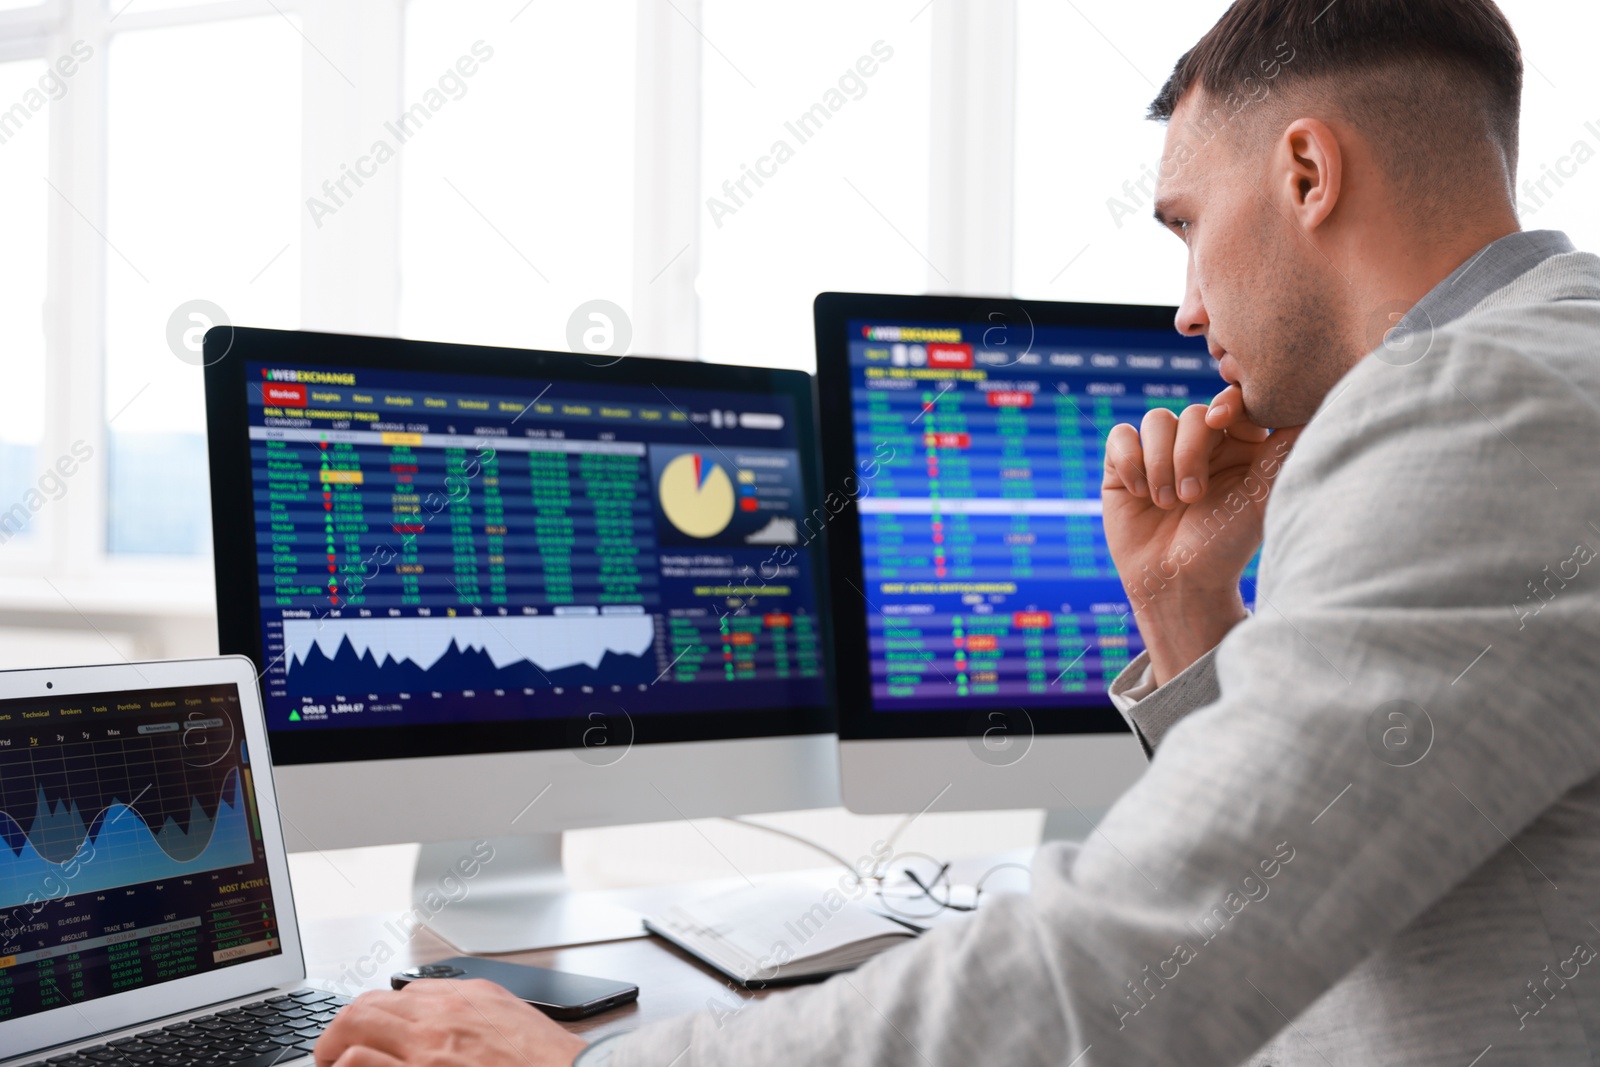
297, 849, 1034, 1042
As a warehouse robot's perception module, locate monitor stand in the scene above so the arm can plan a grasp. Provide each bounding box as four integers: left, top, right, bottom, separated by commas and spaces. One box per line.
414, 834, 646, 954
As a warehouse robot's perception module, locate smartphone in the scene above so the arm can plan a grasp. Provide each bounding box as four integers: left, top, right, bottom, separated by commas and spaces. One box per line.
390, 957, 640, 1021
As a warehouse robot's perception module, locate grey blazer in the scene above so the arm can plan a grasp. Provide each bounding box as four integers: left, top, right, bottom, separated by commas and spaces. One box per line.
603, 241, 1600, 1066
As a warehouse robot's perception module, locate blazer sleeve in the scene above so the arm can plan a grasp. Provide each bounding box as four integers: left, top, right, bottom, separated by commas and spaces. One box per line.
603, 328, 1600, 1067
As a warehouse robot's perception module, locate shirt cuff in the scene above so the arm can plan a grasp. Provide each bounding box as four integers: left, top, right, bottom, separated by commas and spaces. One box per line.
1108, 650, 1159, 711
1106, 646, 1224, 752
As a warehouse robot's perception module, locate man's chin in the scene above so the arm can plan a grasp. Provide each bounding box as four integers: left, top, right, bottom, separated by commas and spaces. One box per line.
1242, 391, 1319, 431
1236, 386, 1280, 428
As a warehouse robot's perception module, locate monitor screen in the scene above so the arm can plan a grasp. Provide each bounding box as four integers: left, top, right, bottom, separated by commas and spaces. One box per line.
818, 296, 1242, 735
208, 336, 831, 764
0, 684, 281, 1022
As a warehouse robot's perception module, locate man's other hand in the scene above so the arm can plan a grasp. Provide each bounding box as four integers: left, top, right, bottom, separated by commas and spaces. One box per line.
1101, 384, 1302, 685
314, 979, 589, 1067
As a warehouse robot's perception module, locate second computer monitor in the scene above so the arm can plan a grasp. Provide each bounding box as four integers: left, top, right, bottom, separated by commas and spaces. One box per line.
814, 293, 1238, 817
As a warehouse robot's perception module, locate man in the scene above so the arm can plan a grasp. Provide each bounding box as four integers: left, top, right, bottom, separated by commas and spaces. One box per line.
317, 0, 1600, 1063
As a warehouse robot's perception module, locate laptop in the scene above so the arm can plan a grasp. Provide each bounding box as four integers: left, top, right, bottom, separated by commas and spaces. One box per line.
0, 656, 349, 1067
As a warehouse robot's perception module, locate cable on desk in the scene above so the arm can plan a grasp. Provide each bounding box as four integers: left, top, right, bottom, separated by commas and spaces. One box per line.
717, 817, 866, 884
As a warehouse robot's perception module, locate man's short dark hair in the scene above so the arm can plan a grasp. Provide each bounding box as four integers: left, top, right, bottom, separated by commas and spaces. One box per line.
1149, 0, 1523, 182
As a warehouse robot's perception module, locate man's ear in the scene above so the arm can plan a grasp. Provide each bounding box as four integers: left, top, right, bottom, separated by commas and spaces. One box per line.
1279, 117, 1343, 232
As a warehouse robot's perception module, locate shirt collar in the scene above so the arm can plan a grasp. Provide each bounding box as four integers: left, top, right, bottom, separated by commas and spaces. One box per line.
1402, 229, 1575, 334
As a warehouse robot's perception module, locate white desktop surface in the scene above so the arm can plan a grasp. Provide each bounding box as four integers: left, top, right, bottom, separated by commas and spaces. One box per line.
286, 808, 1048, 924
290, 841, 1038, 951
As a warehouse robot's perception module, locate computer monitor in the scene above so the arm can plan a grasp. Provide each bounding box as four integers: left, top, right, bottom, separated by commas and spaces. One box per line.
203, 328, 837, 951
814, 293, 1236, 831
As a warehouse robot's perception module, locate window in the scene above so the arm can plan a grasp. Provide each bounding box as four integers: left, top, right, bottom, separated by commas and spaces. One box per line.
104, 14, 301, 555
1013, 0, 1228, 304
0, 59, 49, 546
398, 0, 637, 354
1499, 0, 1600, 252
695, 2, 932, 372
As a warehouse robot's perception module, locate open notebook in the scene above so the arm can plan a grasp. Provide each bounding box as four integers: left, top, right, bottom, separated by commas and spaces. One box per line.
644, 884, 923, 987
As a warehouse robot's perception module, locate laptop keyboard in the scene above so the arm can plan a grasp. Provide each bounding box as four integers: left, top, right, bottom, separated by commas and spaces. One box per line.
19, 988, 352, 1067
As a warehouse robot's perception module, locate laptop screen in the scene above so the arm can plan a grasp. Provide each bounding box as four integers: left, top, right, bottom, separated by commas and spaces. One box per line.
0, 683, 283, 1022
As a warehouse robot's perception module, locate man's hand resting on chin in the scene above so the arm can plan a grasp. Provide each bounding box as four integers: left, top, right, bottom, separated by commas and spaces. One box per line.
1101, 384, 1302, 686
314, 978, 588, 1067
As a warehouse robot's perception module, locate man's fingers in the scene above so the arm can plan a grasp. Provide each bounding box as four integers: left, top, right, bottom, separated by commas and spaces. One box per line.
1173, 404, 1220, 502
331, 1049, 406, 1067
316, 993, 417, 1065
1102, 423, 1148, 496
1205, 384, 1242, 426
1138, 407, 1181, 508
1205, 384, 1271, 443
1107, 399, 1298, 507
316, 979, 585, 1067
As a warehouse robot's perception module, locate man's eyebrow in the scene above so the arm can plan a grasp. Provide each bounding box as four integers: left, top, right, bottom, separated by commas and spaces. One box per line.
1152, 201, 1177, 227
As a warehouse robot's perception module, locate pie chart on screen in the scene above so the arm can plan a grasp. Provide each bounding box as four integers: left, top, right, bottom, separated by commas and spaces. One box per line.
658, 452, 736, 538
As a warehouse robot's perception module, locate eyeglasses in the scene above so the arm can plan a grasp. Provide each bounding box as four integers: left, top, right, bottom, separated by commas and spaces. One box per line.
864, 852, 1032, 928
717, 815, 1034, 932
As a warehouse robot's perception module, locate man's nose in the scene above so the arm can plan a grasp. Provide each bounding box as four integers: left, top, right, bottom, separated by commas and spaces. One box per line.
1175, 284, 1208, 338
